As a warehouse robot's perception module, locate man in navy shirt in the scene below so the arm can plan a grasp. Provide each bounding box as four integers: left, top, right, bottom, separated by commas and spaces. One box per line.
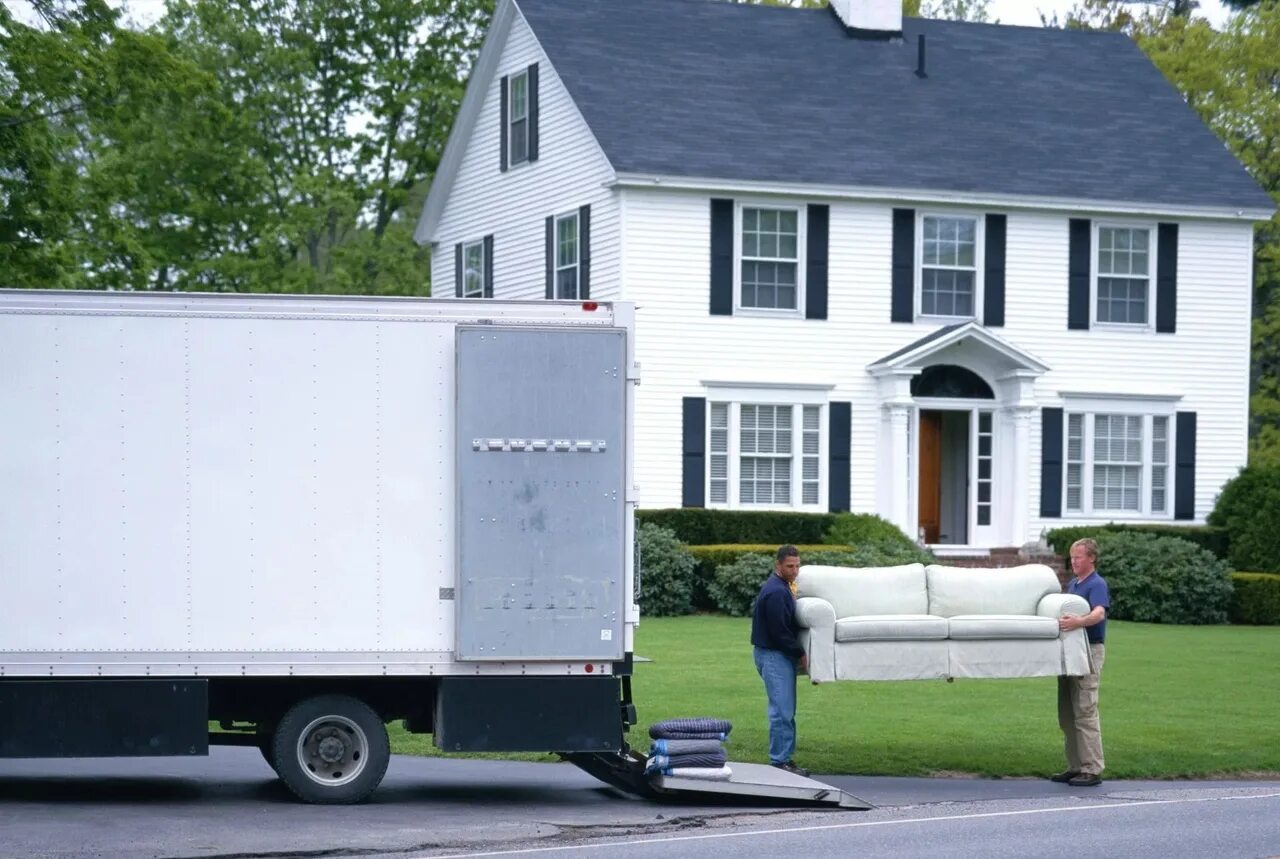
750, 545, 809, 777
1052, 537, 1111, 787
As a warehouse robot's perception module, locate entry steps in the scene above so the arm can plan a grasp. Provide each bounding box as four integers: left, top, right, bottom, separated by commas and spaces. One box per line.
564, 750, 872, 810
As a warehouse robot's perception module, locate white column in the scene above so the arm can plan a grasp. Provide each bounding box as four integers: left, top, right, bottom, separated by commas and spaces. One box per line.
1007, 405, 1036, 547
886, 403, 913, 537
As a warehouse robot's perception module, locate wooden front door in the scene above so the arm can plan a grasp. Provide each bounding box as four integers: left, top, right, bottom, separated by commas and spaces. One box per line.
918, 410, 942, 544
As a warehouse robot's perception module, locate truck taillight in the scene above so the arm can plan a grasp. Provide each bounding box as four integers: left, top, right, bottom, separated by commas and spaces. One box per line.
582, 301, 599, 312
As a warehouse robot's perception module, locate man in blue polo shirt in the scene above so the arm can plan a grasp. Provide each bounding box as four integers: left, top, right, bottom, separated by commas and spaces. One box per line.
1052, 537, 1110, 787
751, 545, 809, 777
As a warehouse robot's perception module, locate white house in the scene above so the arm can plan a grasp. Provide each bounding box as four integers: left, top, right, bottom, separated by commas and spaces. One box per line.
415, 0, 1274, 553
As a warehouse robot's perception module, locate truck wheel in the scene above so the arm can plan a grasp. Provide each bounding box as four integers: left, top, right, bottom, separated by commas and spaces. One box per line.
271, 695, 390, 804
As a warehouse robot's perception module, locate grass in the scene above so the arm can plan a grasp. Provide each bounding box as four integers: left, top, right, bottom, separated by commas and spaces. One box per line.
389, 617, 1280, 779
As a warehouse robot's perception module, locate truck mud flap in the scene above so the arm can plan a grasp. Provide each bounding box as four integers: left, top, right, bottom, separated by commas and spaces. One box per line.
564, 752, 871, 810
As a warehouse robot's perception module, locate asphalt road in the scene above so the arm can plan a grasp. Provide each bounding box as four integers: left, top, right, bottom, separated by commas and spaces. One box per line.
1, 748, 1277, 859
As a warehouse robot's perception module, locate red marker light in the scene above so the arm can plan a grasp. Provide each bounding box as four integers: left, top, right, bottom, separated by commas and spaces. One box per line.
582, 301, 599, 312
584, 663, 595, 673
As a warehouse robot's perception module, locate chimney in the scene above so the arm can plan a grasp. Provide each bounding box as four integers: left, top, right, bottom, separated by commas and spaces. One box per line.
829, 0, 903, 37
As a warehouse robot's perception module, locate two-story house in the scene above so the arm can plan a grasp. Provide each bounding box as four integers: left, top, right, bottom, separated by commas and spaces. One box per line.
415, 0, 1274, 553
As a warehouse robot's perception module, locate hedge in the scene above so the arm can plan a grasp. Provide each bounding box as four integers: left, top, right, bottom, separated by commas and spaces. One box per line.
1208, 466, 1280, 573
684, 544, 843, 611
1229, 573, 1280, 625
636, 509, 836, 545
1045, 523, 1229, 561
635, 522, 698, 617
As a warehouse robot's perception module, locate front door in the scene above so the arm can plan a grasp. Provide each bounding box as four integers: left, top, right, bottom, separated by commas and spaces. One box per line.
918, 411, 942, 543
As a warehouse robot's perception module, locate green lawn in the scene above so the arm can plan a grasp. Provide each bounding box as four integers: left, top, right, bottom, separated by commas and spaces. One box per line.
389, 617, 1280, 779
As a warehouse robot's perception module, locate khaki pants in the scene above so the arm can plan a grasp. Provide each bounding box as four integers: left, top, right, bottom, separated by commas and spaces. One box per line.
1058, 642, 1105, 775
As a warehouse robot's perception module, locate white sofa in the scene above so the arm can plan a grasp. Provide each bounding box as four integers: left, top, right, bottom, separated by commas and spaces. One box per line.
794, 563, 1092, 683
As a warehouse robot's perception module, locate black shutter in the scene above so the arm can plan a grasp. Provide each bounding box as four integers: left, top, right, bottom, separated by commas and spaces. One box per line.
891, 208, 914, 322
682, 397, 706, 508
545, 216, 554, 299
1157, 223, 1178, 334
1040, 408, 1064, 518
578, 204, 590, 300
483, 234, 494, 298
1175, 411, 1197, 520
828, 401, 851, 513
806, 203, 829, 320
528, 63, 540, 162
984, 214, 1006, 327
499, 75, 508, 173
1068, 219, 1091, 330
454, 243, 463, 297
710, 199, 734, 316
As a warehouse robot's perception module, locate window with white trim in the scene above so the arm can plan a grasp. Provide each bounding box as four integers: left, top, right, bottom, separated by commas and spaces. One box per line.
919, 214, 979, 318
555, 212, 579, 299
738, 206, 801, 312
462, 240, 485, 298
508, 71, 529, 166
1095, 225, 1152, 325
1064, 411, 1172, 516
708, 401, 825, 509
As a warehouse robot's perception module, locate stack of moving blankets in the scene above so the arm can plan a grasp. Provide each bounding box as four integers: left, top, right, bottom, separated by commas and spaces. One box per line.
645, 717, 733, 781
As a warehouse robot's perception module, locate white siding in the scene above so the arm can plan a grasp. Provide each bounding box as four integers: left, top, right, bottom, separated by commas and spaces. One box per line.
429, 11, 620, 301
621, 188, 1254, 540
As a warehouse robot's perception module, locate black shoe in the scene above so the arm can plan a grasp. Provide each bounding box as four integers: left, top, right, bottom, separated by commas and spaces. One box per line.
1068, 772, 1103, 787
771, 760, 810, 778
1050, 770, 1080, 783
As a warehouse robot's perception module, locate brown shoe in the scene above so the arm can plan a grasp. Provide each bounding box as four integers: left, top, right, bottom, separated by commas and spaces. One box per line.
1050, 770, 1080, 783
1068, 772, 1103, 787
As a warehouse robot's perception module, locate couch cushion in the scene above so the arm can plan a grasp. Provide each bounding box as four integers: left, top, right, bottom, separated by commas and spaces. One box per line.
796, 564, 928, 618
925, 564, 1061, 618
946, 615, 1060, 640
835, 614, 949, 642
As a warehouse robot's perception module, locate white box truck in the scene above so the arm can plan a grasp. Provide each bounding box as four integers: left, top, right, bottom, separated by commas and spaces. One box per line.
0, 290, 641, 803
0, 289, 866, 809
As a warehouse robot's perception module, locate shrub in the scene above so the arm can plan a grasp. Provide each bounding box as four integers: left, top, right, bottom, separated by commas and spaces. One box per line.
688, 544, 839, 611
1045, 523, 1229, 561
709, 553, 774, 617
822, 513, 917, 550
636, 523, 697, 617
706, 542, 936, 616
635, 508, 836, 545
1089, 532, 1233, 624
1208, 466, 1280, 573
1229, 573, 1280, 625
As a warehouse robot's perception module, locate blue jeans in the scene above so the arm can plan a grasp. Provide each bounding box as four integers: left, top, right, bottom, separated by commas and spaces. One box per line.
754, 646, 797, 764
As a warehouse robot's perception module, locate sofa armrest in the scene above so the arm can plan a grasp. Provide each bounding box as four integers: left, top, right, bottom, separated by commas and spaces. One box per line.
795, 597, 836, 684
1037, 592, 1091, 619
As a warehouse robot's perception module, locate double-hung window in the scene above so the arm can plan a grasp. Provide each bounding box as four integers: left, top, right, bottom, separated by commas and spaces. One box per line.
462, 240, 486, 298
738, 206, 801, 312
508, 71, 529, 166
919, 214, 979, 318
709, 400, 824, 509
1064, 409, 1171, 516
555, 212, 579, 299
1094, 225, 1152, 325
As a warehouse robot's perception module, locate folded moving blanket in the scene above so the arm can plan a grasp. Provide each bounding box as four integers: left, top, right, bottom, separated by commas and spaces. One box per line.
661, 765, 733, 781
648, 717, 733, 741
650, 739, 724, 756
645, 749, 729, 773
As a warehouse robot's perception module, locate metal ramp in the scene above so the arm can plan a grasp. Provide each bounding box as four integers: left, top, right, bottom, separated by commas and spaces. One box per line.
563, 751, 872, 810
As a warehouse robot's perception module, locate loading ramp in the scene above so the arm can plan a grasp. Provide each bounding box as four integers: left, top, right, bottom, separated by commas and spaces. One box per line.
564, 750, 872, 810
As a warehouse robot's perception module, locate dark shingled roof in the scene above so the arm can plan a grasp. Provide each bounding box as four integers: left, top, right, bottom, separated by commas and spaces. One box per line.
517, 0, 1272, 212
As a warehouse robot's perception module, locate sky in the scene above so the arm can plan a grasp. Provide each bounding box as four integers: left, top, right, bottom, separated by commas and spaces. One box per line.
1, 0, 1241, 31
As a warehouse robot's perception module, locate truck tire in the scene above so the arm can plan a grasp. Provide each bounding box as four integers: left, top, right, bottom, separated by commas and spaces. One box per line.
271, 695, 390, 804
